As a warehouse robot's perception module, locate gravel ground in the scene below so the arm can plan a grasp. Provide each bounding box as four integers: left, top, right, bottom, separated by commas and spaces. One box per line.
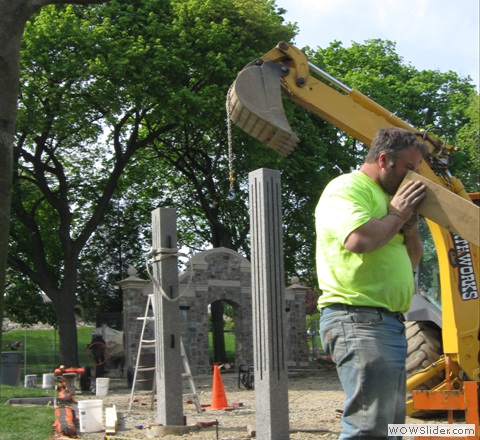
64, 359, 449, 440
74, 362, 343, 440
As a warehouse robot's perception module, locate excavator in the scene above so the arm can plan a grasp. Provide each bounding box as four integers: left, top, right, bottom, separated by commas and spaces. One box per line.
227, 42, 479, 437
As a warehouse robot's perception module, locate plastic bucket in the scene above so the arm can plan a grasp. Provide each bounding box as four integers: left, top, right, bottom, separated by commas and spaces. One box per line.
96, 377, 110, 397
78, 400, 103, 433
24, 374, 37, 387
42, 373, 55, 389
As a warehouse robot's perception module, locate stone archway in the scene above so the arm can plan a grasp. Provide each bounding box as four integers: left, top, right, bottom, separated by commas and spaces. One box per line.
121, 247, 310, 377
177, 247, 252, 375
209, 298, 246, 366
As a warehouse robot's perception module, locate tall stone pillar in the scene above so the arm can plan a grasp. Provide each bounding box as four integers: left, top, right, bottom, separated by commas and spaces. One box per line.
249, 168, 290, 440
119, 268, 148, 371
151, 208, 184, 426
285, 279, 310, 367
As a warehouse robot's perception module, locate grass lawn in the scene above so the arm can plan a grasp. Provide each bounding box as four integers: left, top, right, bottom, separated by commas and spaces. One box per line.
0, 326, 235, 439
2, 326, 95, 378
0, 385, 56, 440
1, 327, 95, 439
209, 332, 235, 364
3, 327, 235, 379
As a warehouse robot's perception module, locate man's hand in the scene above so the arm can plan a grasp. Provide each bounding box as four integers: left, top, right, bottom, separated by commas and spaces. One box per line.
344, 180, 426, 254
388, 180, 426, 222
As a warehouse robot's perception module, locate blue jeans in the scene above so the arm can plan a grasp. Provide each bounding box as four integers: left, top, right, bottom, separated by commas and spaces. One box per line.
320, 304, 407, 440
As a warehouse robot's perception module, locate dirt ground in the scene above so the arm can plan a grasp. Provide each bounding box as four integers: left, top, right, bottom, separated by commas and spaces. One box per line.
68, 359, 450, 440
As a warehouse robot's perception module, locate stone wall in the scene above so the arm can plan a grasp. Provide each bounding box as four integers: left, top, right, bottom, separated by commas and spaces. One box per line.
176, 247, 253, 375
121, 247, 310, 376
119, 268, 149, 373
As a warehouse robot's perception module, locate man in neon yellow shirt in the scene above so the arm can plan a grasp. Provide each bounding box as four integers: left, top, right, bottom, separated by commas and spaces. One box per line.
316, 127, 427, 439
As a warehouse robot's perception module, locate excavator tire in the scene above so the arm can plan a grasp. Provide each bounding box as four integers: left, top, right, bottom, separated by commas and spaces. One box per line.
406, 320, 444, 418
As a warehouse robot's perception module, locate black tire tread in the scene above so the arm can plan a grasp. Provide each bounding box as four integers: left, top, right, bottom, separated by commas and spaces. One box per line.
406, 321, 444, 418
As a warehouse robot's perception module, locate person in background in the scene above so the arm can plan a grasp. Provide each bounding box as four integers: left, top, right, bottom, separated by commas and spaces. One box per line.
316, 127, 428, 439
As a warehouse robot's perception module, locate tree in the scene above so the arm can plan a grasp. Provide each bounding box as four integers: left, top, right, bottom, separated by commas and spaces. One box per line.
0, 0, 112, 369
211, 301, 227, 364
7, 0, 297, 366
455, 93, 480, 192
305, 289, 320, 316
308, 39, 478, 186
7, 6, 478, 369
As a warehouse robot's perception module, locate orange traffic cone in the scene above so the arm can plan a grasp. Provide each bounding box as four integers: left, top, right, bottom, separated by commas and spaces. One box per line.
207, 364, 229, 410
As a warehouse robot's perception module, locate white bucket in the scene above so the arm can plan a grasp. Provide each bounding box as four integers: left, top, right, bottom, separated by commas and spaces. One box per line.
24, 374, 37, 387
96, 377, 110, 397
42, 373, 55, 389
78, 400, 103, 433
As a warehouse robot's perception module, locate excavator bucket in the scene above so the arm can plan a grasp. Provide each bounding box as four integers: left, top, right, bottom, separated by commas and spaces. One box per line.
227, 61, 300, 156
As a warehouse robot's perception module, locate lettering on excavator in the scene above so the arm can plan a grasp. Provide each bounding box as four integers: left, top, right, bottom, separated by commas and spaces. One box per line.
450, 235, 479, 301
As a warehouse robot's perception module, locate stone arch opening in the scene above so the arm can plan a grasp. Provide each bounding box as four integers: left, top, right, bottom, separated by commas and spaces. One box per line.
209, 299, 235, 366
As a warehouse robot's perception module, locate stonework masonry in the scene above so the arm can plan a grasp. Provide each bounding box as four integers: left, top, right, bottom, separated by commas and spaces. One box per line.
119, 247, 310, 376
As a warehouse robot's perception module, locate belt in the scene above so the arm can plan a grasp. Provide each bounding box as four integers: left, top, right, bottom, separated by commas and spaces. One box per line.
322, 303, 405, 321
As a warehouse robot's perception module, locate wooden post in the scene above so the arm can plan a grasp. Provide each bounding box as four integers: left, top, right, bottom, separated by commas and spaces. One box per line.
401, 171, 479, 246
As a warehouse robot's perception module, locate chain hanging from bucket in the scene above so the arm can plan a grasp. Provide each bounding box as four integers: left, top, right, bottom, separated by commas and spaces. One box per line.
226, 83, 236, 201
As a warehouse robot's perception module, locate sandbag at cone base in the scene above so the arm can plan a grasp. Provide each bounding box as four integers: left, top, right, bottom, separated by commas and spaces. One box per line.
207, 365, 229, 410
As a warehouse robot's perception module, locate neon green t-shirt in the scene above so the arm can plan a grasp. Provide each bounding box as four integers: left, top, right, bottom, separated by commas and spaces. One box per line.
316, 170, 414, 313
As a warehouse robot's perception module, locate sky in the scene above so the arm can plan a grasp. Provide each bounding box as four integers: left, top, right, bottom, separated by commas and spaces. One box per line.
275, 0, 479, 90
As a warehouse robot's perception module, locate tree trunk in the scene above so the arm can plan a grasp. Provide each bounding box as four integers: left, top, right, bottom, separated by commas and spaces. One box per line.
0, 0, 34, 352
211, 300, 227, 364
0, 0, 112, 364
53, 290, 80, 366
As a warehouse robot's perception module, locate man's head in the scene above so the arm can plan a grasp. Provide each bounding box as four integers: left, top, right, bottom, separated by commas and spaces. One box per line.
365, 127, 427, 166
362, 127, 428, 195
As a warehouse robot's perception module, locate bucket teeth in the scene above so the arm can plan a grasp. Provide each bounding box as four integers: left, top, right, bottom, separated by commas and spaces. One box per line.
227, 61, 299, 157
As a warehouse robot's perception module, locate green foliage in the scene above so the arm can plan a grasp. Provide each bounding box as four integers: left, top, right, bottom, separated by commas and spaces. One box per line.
417, 219, 441, 307
310, 39, 477, 131
4, 272, 56, 326
456, 93, 480, 192
9, 0, 297, 344
224, 316, 234, 332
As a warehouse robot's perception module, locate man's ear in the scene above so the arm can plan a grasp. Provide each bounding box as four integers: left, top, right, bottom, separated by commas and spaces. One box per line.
378, 152, 389, 170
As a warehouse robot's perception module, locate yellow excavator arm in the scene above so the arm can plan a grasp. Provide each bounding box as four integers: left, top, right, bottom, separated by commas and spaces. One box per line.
228, 42, 479, 410
228, 42, 467, 194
